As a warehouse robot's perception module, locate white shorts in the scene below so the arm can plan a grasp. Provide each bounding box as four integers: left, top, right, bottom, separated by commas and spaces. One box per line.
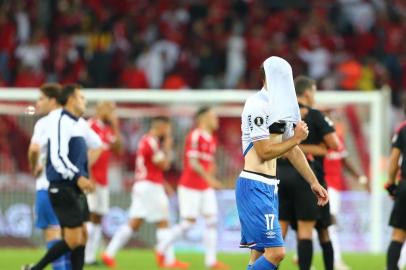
178, 186, 218, 218
87, 184, 109, 215
128, 180, 169, 222
328, 187, 341, 216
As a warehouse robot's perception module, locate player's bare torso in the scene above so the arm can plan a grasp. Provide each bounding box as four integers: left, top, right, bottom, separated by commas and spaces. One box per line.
243, 133, 282, 176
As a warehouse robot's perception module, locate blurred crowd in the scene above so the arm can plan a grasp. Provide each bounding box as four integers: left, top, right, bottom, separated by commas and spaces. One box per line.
0, 0, 406, 104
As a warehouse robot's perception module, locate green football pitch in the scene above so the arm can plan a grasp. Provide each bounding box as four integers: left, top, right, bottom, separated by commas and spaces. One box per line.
0, 248, 389, 270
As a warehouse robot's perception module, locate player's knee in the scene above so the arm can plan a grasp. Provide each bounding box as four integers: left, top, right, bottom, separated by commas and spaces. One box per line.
180, 219, 195, 231
264, 247, 285, 264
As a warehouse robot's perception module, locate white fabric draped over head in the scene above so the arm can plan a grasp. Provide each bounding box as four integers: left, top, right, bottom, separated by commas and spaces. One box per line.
263, 56, 301, 126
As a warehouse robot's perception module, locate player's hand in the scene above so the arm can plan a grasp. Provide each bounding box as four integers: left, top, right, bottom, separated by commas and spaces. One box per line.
293, 121, 309, 143
163, 135, 173, 151
77, 176, 95, 193
311, 182, 329, 206
384, 181, 398, 198
208, 177, 223, 189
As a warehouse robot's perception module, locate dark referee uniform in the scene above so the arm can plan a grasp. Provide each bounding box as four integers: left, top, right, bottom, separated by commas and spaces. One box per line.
278, 103, 335, 228
47, 109, 101, 228
389, 121, 406, 230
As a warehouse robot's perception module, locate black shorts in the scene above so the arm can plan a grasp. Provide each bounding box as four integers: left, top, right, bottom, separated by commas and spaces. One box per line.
277, 160, 331, 229
48, 182, 89, 228
389, 180, 406, 230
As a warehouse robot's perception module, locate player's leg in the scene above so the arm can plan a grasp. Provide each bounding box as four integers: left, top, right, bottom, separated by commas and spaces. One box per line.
85, 184, 109, 265
387, 228, 406, 270
387, 180, 406, 270
317, 227, 334, 270
297, 220, 316, 270
202, 188, 228, 269
156, 186, 198, 254
102, 182, 147, 267
398, 244, 406, 269
35, 189, 68, 270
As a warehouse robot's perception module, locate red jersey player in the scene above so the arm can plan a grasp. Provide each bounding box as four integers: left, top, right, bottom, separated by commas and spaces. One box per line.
323, 123, 367, 270
102, 116, 188, 269
85, 101, 122, 265
157, 107, 229, 270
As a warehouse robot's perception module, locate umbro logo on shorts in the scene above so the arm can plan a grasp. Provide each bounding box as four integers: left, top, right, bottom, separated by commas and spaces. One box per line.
266, 231, 276, 239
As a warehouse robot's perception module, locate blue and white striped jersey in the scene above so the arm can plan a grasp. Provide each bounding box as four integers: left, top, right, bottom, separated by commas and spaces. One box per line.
46, 108, 102, 183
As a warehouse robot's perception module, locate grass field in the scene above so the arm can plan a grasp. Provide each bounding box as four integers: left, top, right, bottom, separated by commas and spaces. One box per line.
0, 248, 389, 270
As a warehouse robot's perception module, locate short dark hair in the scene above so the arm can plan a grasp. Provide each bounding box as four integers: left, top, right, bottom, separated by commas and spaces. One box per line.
294, 76, 316, 97
40, 83, 62, 103
195, 106, 212, 119
59, 84, 81, 105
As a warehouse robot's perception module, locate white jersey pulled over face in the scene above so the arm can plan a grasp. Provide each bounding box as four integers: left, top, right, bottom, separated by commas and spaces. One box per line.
241, 88, 295, 156
31, 115, 51, 190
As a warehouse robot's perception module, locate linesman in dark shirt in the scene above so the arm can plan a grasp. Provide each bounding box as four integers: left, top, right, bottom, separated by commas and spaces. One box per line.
277, 76, 340, 270
23, 85, 102, 270
385, 102, 406, 270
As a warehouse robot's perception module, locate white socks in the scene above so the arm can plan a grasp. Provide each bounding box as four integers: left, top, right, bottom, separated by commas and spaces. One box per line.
328, 224, 342, 263
156, 220, 193, 253
157, 228, 176, 265
105, 223, 133, 257
85, 223, 102, 263
204, 226, 217, 267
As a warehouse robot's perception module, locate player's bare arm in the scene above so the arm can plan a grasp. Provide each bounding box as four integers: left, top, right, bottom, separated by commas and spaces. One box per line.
154, 137, 172, 171
299, 143, 328, 156
189, 157, 222, 189
252, 121, 309, 161
109, 112, 124, 153
28, 143, 41, 176
285, 146, 329, 206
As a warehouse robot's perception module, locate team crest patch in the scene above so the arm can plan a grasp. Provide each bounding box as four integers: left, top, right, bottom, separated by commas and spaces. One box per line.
254, 117, 264, 126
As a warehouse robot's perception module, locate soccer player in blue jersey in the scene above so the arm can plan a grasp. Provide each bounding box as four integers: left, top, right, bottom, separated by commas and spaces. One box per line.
236, 56, 329, 270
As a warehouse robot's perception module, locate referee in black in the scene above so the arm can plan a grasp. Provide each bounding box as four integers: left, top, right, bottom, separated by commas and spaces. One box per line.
385, 101, 406, 270
277, 76, 340, 270
23, 85, 98, 270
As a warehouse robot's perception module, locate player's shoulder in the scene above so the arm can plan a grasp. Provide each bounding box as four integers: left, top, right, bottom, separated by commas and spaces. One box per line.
34, 115, 49, 129
243, 90, 268, 114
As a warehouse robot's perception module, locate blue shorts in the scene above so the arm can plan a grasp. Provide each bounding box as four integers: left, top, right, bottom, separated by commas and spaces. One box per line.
35, 190, 60, 229
235, 171, 284, 251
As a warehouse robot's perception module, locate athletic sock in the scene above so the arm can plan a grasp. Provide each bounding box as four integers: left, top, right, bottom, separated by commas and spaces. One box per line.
64, 252, 72, 270
298, 239, 313, 270
46, 240, 66, 270
328, 225, 343, 264
321, 241, 334, 270
247, 265, 252, 270
85, 223, 102, 263
204, 227, 217, 267
156, 228, 175, 265
105, 223, 133, 257
387, 241, 403, 270
398, 243, 406, 269
251, 256, 277, 270
156, 220, 192, 253
31, 240, 71, 270
70, 245, 85, 270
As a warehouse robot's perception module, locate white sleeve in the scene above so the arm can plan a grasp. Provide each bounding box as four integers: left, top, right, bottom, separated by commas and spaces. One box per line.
282, 122, 295, 140
49, 115, 80, 180
245, 102, 269, 142
31, 119, 45, 145
81, 119, 102, 149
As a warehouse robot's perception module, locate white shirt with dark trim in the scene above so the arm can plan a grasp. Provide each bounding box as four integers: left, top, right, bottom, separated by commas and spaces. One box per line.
31, 115, 51, 190
241, 88, 294, 156
46, 108, 102, 183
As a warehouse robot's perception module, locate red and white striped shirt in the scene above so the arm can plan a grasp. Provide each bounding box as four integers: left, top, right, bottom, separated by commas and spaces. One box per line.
135, 134, 165, 184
